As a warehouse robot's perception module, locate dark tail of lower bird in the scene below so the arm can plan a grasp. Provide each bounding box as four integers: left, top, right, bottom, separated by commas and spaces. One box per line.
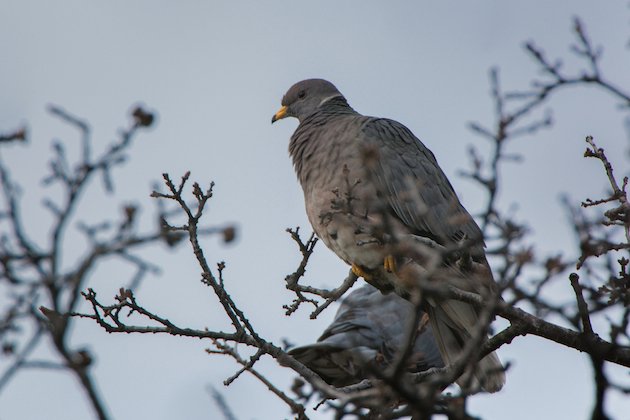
427, 300, 506, 393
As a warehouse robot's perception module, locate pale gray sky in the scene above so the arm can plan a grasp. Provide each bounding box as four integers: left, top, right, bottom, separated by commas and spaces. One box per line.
1, 1, 629, 419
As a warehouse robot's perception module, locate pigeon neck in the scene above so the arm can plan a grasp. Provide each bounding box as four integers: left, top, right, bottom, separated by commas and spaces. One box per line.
318, 96, 356, 115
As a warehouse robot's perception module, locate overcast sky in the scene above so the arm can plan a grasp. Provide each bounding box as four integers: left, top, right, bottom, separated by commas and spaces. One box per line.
1, 2, 629, 419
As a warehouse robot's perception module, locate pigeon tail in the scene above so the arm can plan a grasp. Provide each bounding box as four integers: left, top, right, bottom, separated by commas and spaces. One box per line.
427, 302, 505, 393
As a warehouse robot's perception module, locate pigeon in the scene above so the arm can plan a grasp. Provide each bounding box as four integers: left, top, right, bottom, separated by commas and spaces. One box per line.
272, 78, 505, 392
289, 284, 444, 387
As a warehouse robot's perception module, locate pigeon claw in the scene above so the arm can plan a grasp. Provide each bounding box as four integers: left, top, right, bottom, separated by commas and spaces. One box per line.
351, 264, 371, 280
384, 255, 397, 273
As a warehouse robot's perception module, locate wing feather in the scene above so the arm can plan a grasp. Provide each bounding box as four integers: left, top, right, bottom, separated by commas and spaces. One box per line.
361, 117, 483, 249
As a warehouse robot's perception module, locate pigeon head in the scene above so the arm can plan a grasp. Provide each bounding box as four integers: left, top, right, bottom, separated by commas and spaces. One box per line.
272, 79, 345, 123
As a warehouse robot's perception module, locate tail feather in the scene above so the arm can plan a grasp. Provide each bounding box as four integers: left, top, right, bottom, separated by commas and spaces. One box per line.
427, 301, 505, 393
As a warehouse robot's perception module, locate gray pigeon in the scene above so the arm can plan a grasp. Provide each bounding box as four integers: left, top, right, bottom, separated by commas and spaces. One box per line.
289, 284, 444, 387
272, 79, 505, 392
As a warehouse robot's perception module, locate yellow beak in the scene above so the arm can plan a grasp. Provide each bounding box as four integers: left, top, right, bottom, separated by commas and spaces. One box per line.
271, 105, 288, 123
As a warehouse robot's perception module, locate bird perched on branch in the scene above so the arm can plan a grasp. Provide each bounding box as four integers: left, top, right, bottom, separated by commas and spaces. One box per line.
272, 78, 505, 392
289, 284, 444, 387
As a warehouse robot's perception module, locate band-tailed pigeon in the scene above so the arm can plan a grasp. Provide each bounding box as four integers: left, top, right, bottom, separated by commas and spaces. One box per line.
289, 284, 444, 387
272, 79, 505, 392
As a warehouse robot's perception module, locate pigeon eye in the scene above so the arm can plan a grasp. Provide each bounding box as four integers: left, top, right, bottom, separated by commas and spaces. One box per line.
297, 90, 306, 99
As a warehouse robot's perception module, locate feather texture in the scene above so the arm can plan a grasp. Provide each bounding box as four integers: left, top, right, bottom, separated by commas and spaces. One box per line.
274, 79, 506, 392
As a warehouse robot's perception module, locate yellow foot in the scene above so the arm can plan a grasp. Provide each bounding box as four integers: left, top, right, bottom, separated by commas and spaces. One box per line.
384, 255, 397, 273
351, 263, 371, 280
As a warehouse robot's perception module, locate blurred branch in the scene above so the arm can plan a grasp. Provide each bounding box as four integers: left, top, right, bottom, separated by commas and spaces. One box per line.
207, 386, 238, 420
524, 18, 630, 108
0, 104, 188, 420
0, 127, 27, 144
460, 16, 630, 420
